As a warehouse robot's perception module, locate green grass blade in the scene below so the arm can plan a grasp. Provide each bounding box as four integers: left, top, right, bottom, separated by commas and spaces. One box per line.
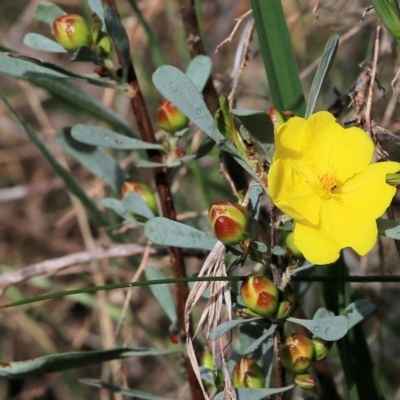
305, 34, 339, 118
250, 0, 306, 116
371, 0, 400, 45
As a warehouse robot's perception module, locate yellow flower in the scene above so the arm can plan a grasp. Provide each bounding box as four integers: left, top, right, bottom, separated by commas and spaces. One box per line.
268, 111, 400, 265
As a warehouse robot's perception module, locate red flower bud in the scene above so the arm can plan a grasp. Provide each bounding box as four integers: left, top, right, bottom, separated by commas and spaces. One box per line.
53, 14, 92, 52
157, 100, 189, 134
232, 357, 264, 389
240, 274, 279, 318
294, 373, 317, 390
121, 180, 158, 216
311, 337, 332, 361
273, 284, 295, 320
208, 201, 251, 245
280, 334, 314, 373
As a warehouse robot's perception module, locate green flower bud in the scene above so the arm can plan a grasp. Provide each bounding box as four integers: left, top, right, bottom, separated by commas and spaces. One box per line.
121, 180, 158, 216
268, 107, 285, 134
157, 100, 189, 134
232, 357, 265, 389
294, 373, 317, 390
273, 284, 295, 320
53, 14, 92, 52
240, 274, 279, 318
285, 231, 304, 260
311, 337, 332, 361
208, 201, 251, 245
280, 335, 314, 373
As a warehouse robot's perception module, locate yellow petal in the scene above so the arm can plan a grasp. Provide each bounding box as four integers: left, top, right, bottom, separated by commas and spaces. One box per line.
294, 220, 341, 265
301, 112, 374, 181
274, 117, 307, 161
269, 159, 321, 224
341, 161, 400, 218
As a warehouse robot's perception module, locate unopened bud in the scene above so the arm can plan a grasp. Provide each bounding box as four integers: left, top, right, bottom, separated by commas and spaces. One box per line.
268, 107, 285, 134
121, 180, 158, 216
240, 274, 279, 318
311, 337, 332, 361
294, 373, 317, 390
273, 284, 295, 320
232, 357, 264, 389
280, 335, 314, 373
157, 100, 189, 134
208, 201, 251, 245
53, 14, 92, 52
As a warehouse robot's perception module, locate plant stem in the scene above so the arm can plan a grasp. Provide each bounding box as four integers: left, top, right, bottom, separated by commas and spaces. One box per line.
103, 2, 203, 398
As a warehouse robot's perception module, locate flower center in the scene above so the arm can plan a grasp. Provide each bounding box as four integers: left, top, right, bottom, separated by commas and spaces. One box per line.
316, 173, 340, 199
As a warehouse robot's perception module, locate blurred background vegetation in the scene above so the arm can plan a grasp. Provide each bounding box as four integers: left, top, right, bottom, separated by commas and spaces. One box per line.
1, 0, 400, 399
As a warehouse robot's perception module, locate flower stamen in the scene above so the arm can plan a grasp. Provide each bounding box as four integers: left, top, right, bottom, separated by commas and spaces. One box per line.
316, 173, 340, 199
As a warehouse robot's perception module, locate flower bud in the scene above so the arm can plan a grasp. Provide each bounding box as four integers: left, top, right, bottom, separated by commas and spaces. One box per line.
285, 231, 304, 260
93, 33, 112, 58
268, 107, 285, 133
121, 180, 158, 216
240, 274, 279, 318
53, 14, 92, 52
208, 201, 251, 245
273, 284, 295, 320
157, 100, 189, 134
294, 373, 317, 390
280, 335, 314, 373
311, 337, 332, 361
232, 357, 264, 389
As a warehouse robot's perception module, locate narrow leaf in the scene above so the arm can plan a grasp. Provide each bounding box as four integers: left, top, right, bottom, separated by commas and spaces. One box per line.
57, 127, 127, 192
145, 217, 218, 250
23, 33, 67, 53
214, 385, 295, 400
209, 317, 263, 340
122, 192, 155, 220
371, 0, 400, 45
186, 55, 212, 92
341, 299, 376, 330
99, 198, 137, 222
88, 0, 105, 26
0, 347, 179, 378
81, 379, 171, 400
145, 267, 177, 323
72, 124, 164, 150
35, 2, 66, 25
250, 0, 306, 116
305, 34, 339, 118
242, 325, 276, 354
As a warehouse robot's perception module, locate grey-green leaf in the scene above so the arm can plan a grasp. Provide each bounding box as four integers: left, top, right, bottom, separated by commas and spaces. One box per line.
145, 217, 218, 250
186, 55, 212, 92
35, 2, 66, 25
145, 267, 177, 323
23, 33, 67, 53
377, 217, 400, 239
209, 317, 263, 340
88, 0, 105, 27
122, 192, 155, 220
341, 299, 376, 330
99, 198, 137, 222
57, 127, 127, 192
305, 34, 339, 118
0, 347, 179, 378
72, 124, 165, 150
287, 315, 349, 341
214, 385, 295, 400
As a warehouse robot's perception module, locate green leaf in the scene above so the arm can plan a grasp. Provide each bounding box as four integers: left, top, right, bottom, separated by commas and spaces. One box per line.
230, 109, 274, 144
136, 156, 195, 168
0, 347, 179, 378
145, 217, 218, 250
209, 317, 263, 340
386, 172, 400, 184
23, 33, 67, 53
145, 267, 177, 323
371, 0, 400, 45
35, 2, 66, 25
341, 299, 376, 330
214, 385, 295, 400
99, 198, 137, 222
242, 325, 276, 354
88, 0, 105, 26
287, 314, 349, 341
57, 127, 127, 192
70, 46, 102, 65
377, 217, 400, 239
104, 4, 131, 81
81, 379, 172, 400
72, 124, 165, 150
122, 192, 155, 220
250, 0, 306, 116
0, 91, 110, 228
186, 55, 212, 92
305, 34, 339, 118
